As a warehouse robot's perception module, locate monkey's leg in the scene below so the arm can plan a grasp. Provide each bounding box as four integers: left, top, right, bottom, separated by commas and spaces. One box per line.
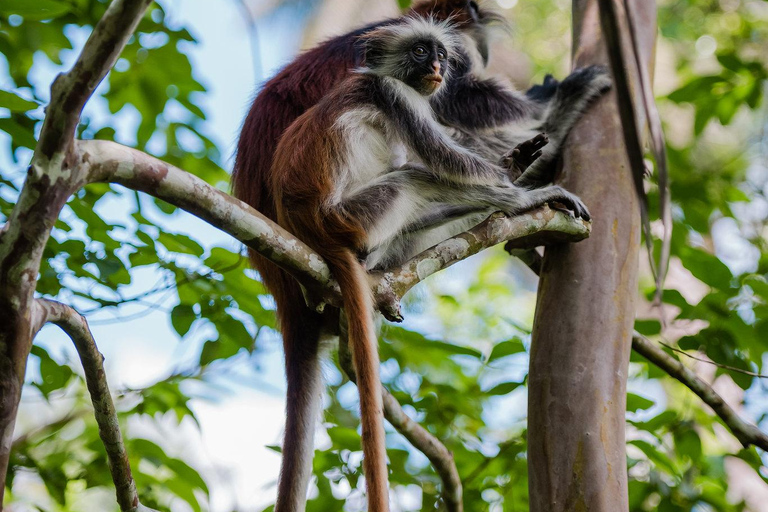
400, 204, 488, 234
425, 180, 592, 222
515, 66, 612, 188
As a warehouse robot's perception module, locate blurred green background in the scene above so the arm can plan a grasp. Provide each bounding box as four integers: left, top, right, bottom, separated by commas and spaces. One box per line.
1, 0, 768, 510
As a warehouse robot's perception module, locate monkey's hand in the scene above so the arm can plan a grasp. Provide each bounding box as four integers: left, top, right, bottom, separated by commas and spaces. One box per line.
542, 186, 591, 221
500, 133, 549, 182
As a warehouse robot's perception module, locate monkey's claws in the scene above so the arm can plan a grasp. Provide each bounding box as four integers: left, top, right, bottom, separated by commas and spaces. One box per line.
543, 186, 591, 221
501, 133, 549, 181
549, 199, 591, 222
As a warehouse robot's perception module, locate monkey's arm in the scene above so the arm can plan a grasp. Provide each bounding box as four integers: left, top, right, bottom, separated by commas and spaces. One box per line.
515, 66, 612, 188
385, 94, 510, 186
432, 73, 542, 130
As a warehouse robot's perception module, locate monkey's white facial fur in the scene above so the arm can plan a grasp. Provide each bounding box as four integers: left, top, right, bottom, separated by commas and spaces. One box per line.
361, 16, 464, 96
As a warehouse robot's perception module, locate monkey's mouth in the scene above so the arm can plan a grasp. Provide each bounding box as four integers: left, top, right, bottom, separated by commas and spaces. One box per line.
425, 75, 443, 85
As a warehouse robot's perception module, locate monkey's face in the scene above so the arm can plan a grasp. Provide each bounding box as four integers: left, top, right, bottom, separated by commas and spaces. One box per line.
410, 0, 491, 65
403, 39, 448, 95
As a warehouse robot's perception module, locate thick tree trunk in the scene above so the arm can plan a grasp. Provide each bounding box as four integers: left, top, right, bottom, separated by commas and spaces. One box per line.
527, 1, 656, 510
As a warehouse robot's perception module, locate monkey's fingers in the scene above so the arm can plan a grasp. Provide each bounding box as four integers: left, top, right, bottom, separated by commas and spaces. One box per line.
530, 132, 549, 150
500, 148, 521, 167
549, 199, 591, 222
549, 201, 575, 218
505, 133, 549, 168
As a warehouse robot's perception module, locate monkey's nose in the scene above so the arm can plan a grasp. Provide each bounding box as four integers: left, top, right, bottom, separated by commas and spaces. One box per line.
432, 61, 441, 74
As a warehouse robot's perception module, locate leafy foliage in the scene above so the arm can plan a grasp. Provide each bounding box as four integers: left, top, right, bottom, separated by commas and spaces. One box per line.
1, 0, 768, 510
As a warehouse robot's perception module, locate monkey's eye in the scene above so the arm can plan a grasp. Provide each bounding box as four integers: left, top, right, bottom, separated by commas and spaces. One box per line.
412, 45, 428, 59
437, 49, 447, 61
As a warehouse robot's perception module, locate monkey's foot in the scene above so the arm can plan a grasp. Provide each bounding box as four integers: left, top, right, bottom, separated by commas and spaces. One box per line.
501, 133, 549, 181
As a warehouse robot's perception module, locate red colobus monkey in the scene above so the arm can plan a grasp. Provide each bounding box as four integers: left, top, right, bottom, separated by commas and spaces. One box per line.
270, 17, 589, 511
233, 1, 608, 510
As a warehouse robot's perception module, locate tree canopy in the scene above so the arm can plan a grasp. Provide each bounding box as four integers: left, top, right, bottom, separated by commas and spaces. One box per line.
1, 0, 767, 511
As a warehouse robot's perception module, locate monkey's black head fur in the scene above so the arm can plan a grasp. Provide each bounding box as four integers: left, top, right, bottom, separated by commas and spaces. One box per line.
361, 17, 463, 96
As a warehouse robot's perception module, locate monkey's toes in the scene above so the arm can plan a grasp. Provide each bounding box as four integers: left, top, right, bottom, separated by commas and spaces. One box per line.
549, 198, 590, 222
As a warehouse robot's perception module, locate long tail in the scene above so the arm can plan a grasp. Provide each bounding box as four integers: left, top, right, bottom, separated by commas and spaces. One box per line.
274, 274, 325, 512
326, 249, 389, 512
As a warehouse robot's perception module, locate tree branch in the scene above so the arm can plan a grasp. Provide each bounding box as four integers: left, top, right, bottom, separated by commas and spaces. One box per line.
31, 299, 160, 512
632, 332, 768, 451
0, 0, 153, 495
374, 210, 590, 319
515, 248, 768, 452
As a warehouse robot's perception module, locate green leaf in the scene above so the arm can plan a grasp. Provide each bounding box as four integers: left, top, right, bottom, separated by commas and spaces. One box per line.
31, 345, 75, 399
484, 381, 522, 396
158, 231, 205, 257
487, 338, 525, 362
634, 319, 661, 336
679, 247, 732, 290
171, 304, 196, 337
0, 0, 70, 20
199, 338, 239, 365
629, 439, 679, 476
0, 90, 38, 112
626, 392, 655, 413
0, 117, 37, 149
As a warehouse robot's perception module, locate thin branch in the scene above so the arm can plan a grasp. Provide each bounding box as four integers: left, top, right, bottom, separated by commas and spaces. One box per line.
515, 250, 768, 451
632, 332, 768, 451
624, 0, 672, 294
658, 341, 768, 379
374, 209, 590, 320
338, 330, 463, 512
32, 298, 160, 512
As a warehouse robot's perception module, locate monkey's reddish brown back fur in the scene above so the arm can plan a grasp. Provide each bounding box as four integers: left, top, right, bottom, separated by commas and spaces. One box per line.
231, 0, 474, 374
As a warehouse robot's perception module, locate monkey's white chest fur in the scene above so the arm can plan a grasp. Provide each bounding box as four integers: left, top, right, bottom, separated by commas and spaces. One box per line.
330, 103, 435, 265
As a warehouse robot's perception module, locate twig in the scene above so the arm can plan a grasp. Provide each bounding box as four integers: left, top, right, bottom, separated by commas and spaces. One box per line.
32, 298, 161, 512
658, 341, 768, 379
338, 328, 463, 512
79, 252, 245, 314
632, 332, 768, 451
